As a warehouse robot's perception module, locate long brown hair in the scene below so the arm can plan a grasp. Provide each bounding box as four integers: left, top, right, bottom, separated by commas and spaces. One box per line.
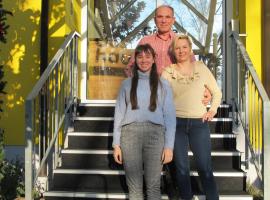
130, 44, 159, 112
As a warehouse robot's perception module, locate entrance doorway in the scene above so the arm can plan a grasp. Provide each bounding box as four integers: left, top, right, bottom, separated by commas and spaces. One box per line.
87, 0, 159, 99
86, 0, 219, 100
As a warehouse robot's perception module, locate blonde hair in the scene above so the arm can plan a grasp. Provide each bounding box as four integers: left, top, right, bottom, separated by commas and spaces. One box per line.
170, 34, 193, 63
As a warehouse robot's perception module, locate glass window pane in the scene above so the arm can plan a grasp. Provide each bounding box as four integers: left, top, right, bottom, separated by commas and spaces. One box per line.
88, 0, 157, 99
86, 0, 221, 99
213, 0, 222, 34
163, 0, 211, 18
167, 0, 208, 45
186, 0, 211, 18
107, 0, 134, 19
110, 1, 156, 45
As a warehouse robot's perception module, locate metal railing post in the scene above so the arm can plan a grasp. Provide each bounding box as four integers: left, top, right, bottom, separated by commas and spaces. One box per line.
25, 100, 34, 200
263, 101, 270, 199
231, 33, 238, 100
230, 31, 270, 198
244, 70, 249, 170
54, 64, 59, 169
24, 32, 80, 198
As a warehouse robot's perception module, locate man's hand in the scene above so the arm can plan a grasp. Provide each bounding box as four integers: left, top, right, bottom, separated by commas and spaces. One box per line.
202, 110, 215, 122
162, 148, 173, 164
202, 85, 212, 106
113, 145, 123, 164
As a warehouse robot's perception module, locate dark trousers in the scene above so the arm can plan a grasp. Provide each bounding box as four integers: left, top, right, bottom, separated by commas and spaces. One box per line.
174, 118, 219, 200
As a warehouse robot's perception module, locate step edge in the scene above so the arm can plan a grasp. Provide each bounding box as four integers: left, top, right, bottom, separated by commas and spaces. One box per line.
79, 101, 230, 108
80, 100, 116, 104
67, 132, 236, 138
61, 149, 241, 156
53, 169, 246, 177
67, 132, 113, 136
74, 117, 114, 121
43, 191, 252, 200
74, 117, 233, 122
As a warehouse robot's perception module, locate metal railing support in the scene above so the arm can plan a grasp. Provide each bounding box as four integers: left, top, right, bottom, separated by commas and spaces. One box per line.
231, 31, 270, 199
263, 101, 270, 199
25, 31, 80, 200
25, 100, 34, 200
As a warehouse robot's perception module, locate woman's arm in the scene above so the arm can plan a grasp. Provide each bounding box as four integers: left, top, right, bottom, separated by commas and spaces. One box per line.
202, 85, 212, 106
203, 65, 222, 115
113, 84, 126, 164
162, 80, 176, 150
112, 81, 128, 147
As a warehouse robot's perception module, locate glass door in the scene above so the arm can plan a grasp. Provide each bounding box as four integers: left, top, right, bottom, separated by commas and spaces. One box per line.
86, 0, 220, 100
87, 0, 157, 99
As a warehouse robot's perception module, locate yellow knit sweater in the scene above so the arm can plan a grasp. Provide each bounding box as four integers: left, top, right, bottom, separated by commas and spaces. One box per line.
161, 61, 222, 118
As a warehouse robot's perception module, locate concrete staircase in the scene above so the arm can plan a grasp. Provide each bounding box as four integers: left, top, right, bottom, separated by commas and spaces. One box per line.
43, 102, 253, 200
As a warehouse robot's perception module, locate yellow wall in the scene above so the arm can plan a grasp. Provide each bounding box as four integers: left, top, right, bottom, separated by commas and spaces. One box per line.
234, 0, 262, 79
48, 0, 81, 97
48, 0, 81, 61
234, 0, 246, 45
0, 0, 81, 145
48, 0, 67, 61
246, 0, 262, 79
66, 0, 81, 97
0, 0, 42, 145
65, 0, 81, 34
236, 1, 263, 152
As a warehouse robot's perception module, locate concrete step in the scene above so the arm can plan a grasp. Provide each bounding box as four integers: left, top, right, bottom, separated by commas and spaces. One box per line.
76, 104, 231, 118
73, 117, 233, 133
67, 132, 237, 150
60, 149, 241, 170
44, 190, 252, 200
51, 169, 247, 193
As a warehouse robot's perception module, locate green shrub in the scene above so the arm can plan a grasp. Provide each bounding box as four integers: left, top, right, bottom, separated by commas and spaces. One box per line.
0, 159, 25, 199
0, 130, 25, 199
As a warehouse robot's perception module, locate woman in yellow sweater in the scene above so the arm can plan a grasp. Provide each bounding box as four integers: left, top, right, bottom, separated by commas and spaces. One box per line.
162, 34, 222, 200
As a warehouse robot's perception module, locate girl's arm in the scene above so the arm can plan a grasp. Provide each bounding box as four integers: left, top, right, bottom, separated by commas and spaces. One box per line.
112, 82, 127, 147
162, 80, 176, 150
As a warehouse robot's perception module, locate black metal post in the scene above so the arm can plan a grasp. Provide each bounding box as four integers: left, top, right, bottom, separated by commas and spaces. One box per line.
40, 0, 49, 164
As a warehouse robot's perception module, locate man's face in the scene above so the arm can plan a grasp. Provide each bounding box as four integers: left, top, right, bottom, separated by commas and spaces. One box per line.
154, 7, 175, 34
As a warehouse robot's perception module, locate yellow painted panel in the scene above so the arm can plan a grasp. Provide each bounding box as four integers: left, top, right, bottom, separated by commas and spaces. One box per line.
235, 0, 246, 45
0, 0, 42, 145
48, 0, 66, 61
246, 0, 262, 79
0, 0, 81, 145
17, 0, 41, 12
65, 0, 81, 33
237, 1, 263, 152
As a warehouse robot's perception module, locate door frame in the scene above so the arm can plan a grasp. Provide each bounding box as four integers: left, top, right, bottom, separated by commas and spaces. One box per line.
80, 0, 88, 102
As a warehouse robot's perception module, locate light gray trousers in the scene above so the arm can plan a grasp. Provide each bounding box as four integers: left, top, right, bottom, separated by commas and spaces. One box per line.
121, 122, 165, 200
